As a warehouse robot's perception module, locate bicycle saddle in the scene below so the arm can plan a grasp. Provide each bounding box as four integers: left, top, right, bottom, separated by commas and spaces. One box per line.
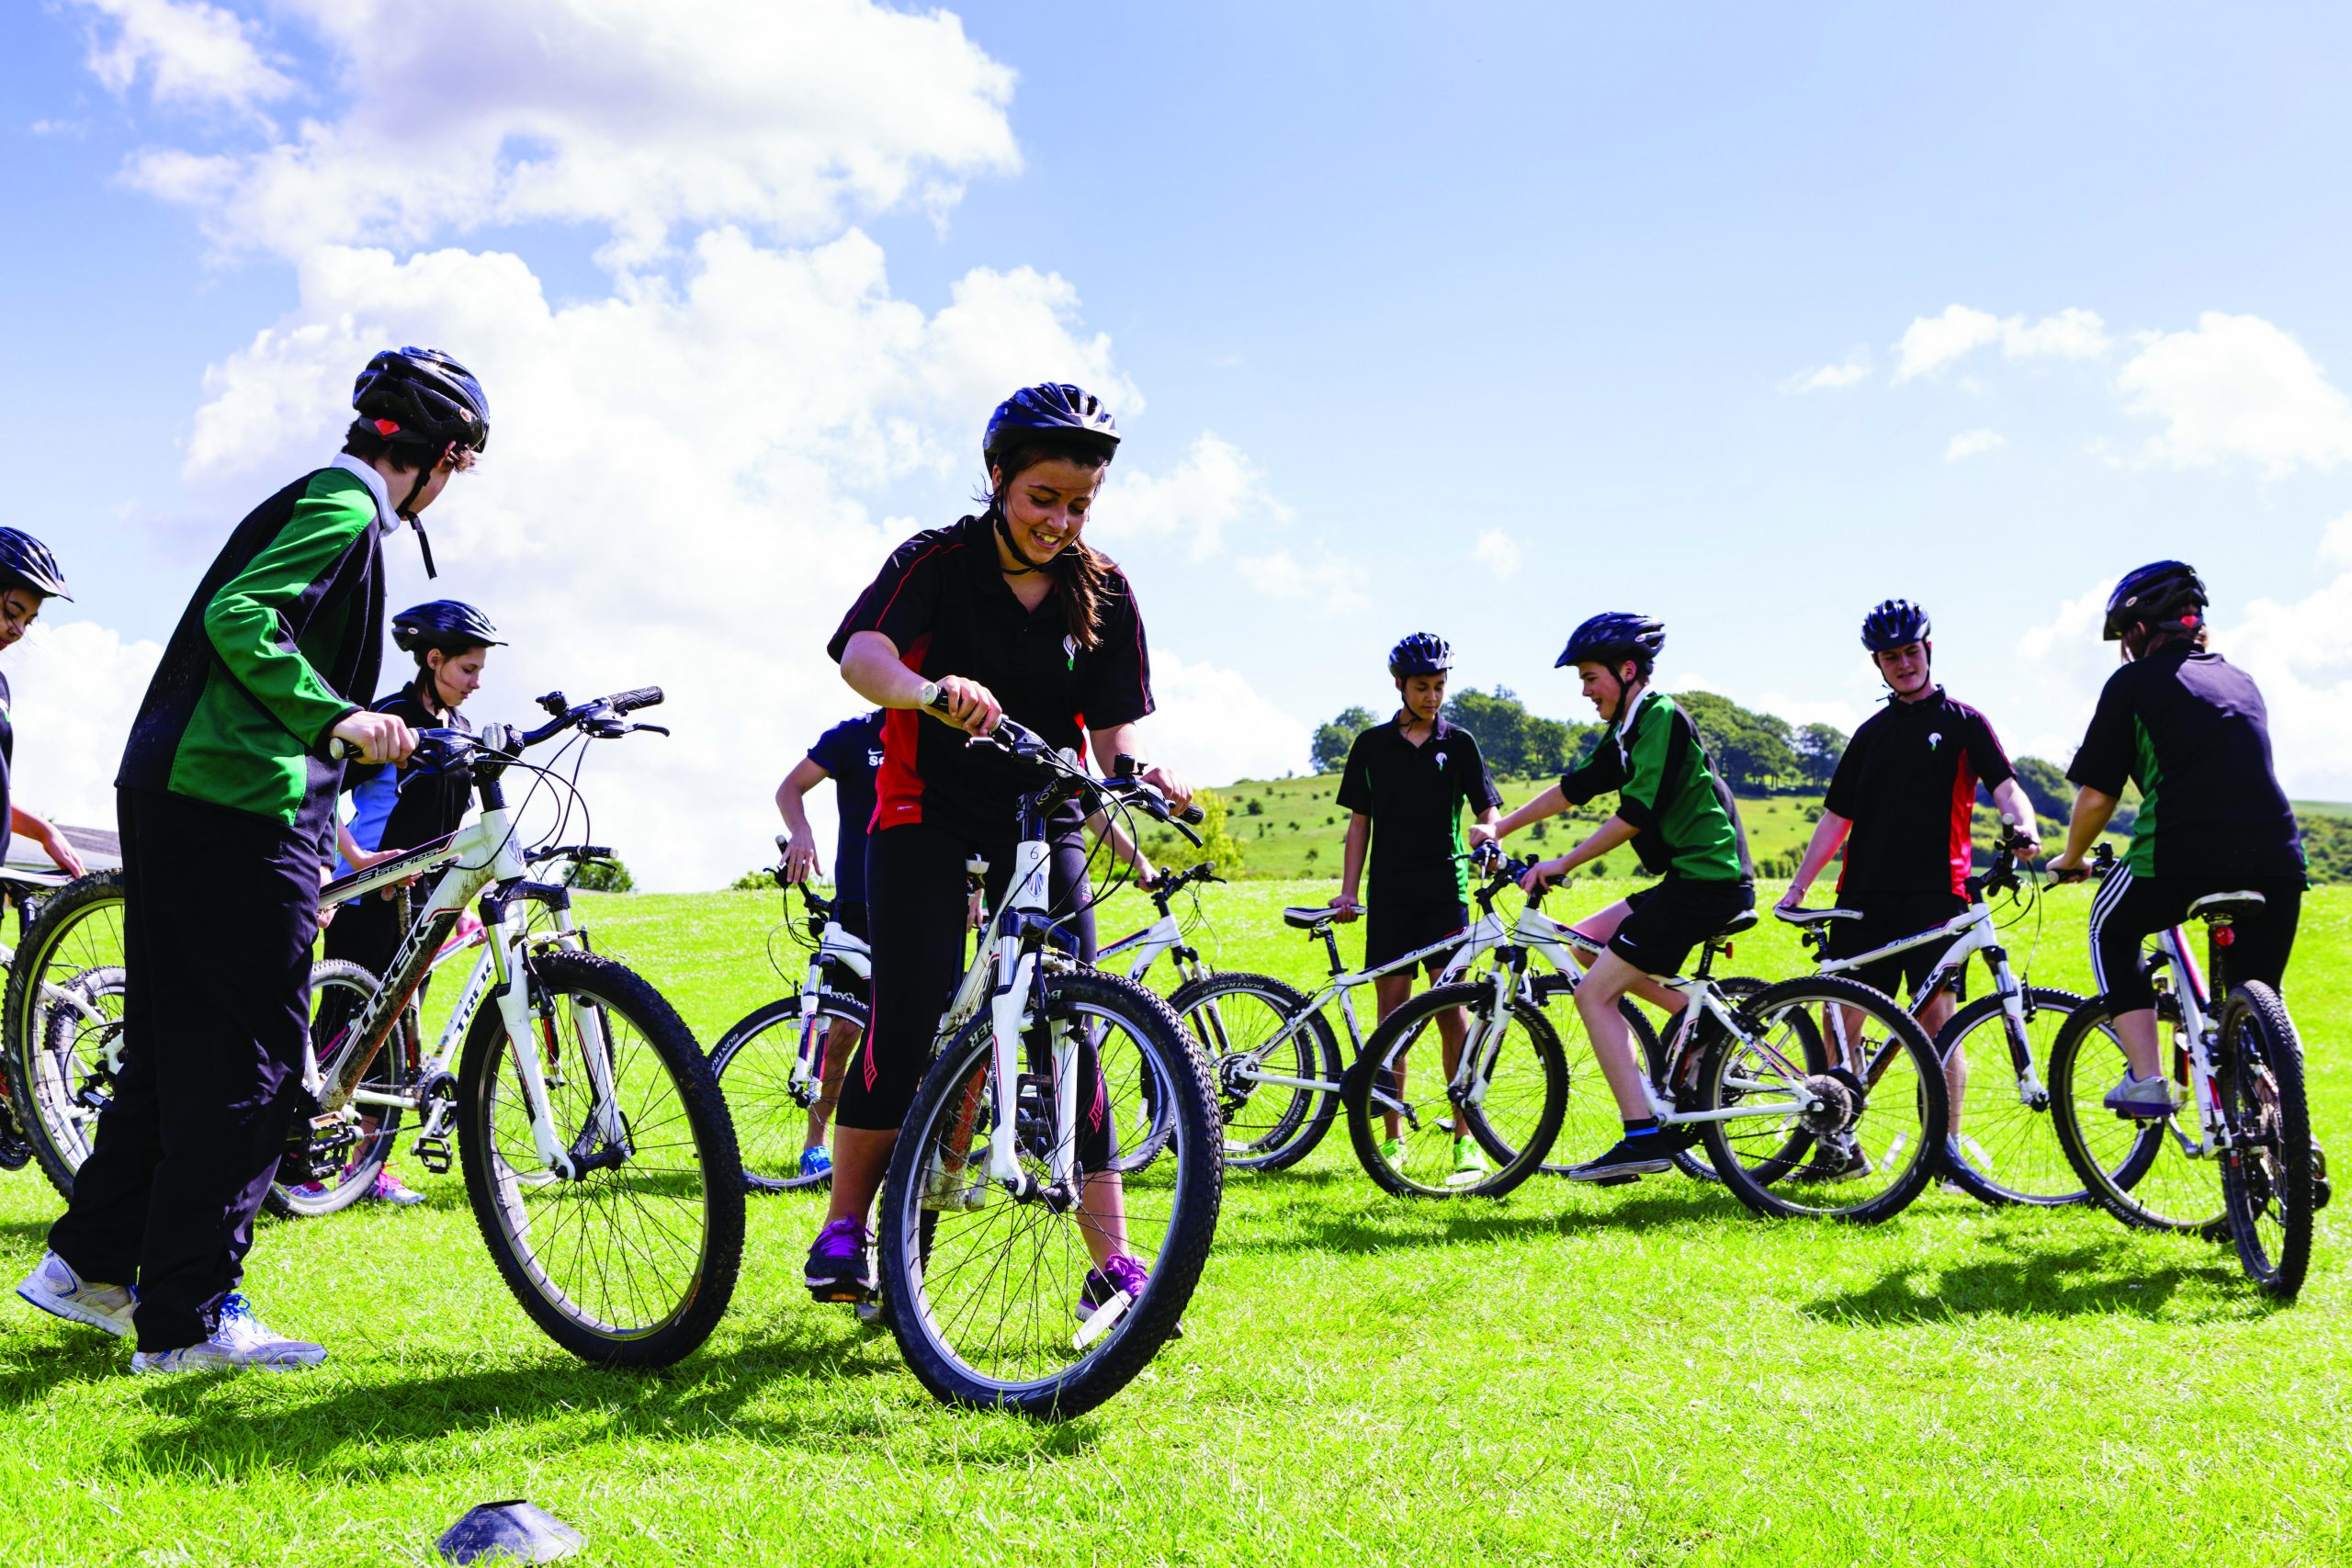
2188, 889, 2267, 923
1282, 906, 1348, 930
1772, 907, 1860, 928
1705, 909, 1760, 943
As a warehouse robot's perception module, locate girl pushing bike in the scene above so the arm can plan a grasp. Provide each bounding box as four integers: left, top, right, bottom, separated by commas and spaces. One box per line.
808, 382, 1191, 1326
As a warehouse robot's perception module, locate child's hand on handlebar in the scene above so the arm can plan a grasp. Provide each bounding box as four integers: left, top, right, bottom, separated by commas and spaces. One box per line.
332, 710, 415, 766
1137, 761, 1192, 814
777, 834, 820, 886
921, 676, 1001, 737
2047, 850, 2091, 884
1519, 857, 1568, 896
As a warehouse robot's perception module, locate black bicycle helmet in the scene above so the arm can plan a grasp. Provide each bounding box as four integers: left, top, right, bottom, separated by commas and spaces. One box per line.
391, 599, 504, 655
2103, 560, 2208, 641
0, 528, 70, 601
1860, 598, 1931, 652
354, 347, 489, 458
1556, 613, 1667, 673
982, 383, 1120, 466
1388, 632, 1453, 678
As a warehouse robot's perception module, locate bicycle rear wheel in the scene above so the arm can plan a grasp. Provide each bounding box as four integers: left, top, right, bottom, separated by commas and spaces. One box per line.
1935, 987, 2091, 1207
2216, 984, 2312, 1300
1344, 981, 1564, 1200
876, 968, 1221, 1417
2047, 998, 2224, 1236
1167, 971, 1340, 1171
265, 960, 409, 1219
458, 949, 744, 1367
709, 992, 869, 1192
3, 870, 127, 1198
1697, 975, 1945, 1223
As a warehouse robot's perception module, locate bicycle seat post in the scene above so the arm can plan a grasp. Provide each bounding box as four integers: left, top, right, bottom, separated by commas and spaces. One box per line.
2205, 914, 2234, 1000
1320, 924, 1344, 977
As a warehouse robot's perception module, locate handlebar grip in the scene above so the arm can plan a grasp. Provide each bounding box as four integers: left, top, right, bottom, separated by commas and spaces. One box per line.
917, 681, 950, 712
328, 738, 356, 761
1176, 802, 1205, 826
607, 686, 664, 714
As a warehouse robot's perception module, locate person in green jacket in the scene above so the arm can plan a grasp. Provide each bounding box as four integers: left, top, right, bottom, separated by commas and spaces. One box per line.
1471, 613, 1756, 1183
17, 348, 487, 1373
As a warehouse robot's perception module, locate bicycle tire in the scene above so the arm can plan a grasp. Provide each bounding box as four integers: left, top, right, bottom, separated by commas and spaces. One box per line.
2047, 997, 2225, 1237
1933, 987, 2091, 1208
1167, 970, 1341, 1172
709, 991, 870, 1192
264, 960, 408, 1219
1697, 974, 1945, 1224
458, 948, 744, 1368
2216, 983, 2313, 1300
1527, 974, 1668, 1178
1342, 981, 1565, 1200
877, 967, 1221, 1417
2, 870, 127, 1198
1658, 976, 1771, 1183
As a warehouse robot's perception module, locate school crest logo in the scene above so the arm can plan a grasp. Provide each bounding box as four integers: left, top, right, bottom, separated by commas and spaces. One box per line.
1928, 731, 1942, 750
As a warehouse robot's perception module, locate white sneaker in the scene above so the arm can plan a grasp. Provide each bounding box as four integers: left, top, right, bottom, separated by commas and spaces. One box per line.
16, 1250, 136, 1337
129, 1294, 326, 1374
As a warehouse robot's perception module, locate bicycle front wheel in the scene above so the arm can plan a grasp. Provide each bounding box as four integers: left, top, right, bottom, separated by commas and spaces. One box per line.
3, 870, 127, 1198
876, 968, 1221, 1418
709, 991, 869, 1192
458, 949, 745, 1367
2047, 998, 2223, 1236
2217, 984, 2313, 1300
1167, 970, 1340, 1171
1344, 981, 1564, 1200
266, 959, 407, 1219
1697, 975, 1945, 1223
1935, 987, 2090, 1207
1529, 975, 1666, 1179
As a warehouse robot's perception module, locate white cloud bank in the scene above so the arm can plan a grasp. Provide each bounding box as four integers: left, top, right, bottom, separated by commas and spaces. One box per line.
1893, 305, 2111, 381
2114, 312, 2352, 477
51, 0, 1306, 886
1946, 427, 2007, 462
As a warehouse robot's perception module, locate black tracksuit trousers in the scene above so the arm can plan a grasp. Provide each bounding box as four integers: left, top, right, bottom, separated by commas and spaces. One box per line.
48, 787, 320, 1352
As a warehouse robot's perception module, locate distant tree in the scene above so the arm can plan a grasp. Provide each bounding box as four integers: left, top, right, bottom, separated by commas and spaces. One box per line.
1311, 705, 1377, 773
2010, 756, 2074, 822
1142, 786, 1245, 876
1674, 691, 1802, 792
571, 857, 635, 893
1793, 722, 1848, 788
1443, 686, 1530, 773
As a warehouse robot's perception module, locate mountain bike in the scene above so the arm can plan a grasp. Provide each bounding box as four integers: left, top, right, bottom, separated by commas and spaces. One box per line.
3, 868, 127, 1198
0, 869, 84, 1174
707, 875, 870, 1192
875, 694, 1222, 1417
1443, 864, 1949, 1223
1097, 860, 1224, 990
1773, 822, 2091, 1207
2047, 846, 2318, 1300
296, 686, 746, 1365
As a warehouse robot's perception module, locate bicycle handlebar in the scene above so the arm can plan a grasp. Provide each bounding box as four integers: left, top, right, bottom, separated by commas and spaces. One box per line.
917, 681, 1206, 831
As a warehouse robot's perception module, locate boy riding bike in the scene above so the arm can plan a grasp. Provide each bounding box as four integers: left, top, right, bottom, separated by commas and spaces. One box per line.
1470, 613, 1756, 1182
0, 530, 90, 886
1329, 633, 1502, 1181
773, 708, 884, 1179
2048, 561, 2306, 1118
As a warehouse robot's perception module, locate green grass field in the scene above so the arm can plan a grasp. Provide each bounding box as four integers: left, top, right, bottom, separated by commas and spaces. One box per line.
0, 877, 2344, 1565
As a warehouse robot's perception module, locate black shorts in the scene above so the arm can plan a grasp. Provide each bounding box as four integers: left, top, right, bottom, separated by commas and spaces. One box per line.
1610, 877, 1755, 978
1822, 892, 1970, 1003
2088, 865, 2303, 1013
1365, 896, 1468, 972
822, 897, 870, 1006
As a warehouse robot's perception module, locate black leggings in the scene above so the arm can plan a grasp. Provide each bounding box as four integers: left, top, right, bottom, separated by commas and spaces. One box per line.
2088, 865, 2303, 1013
838, 822, 1104, 1147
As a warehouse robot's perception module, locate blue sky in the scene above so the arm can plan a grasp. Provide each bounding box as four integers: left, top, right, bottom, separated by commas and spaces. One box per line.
8, 1, 2352, 885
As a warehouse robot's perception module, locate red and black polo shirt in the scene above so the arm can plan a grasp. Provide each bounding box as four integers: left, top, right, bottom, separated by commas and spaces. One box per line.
826, 516, 1154, 841
1825, 687, 2014, 899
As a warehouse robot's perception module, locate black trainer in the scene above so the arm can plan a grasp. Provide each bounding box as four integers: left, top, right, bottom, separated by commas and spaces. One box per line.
1564, 1134, 1676, 1184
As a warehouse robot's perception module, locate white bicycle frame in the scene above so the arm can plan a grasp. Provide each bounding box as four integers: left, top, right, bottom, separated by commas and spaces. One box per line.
316, 809, 617, 1179
1096, 908, 1191, 987
786, 904, 872, 1102
2140, 919, 2235, 1158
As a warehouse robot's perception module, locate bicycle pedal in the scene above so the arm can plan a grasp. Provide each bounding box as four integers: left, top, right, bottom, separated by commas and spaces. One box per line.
413, 1135, 454, 1175
1592, 1172, 1642, 1188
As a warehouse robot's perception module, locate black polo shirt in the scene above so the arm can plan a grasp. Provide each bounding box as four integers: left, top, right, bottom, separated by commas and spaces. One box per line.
2068, 645, 2302, 881
827, 517, 1154, 842
1336, 716, 1502, 903
1825, 688, 2014, 899
807, 710, 884, 900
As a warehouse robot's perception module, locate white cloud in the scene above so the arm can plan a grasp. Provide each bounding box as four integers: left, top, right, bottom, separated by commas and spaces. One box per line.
28, 119, 89, 138
1470, 529, 1521, 579
1105, 433, 1292, 559
2319, 512, 2352, 572
1783, 349, 1872, 392
115, 0, 1019, 265
2222, 580, 2352, 798
1946, 427, 2007, 462
2114, 311, 2352, 477
6, 619, 164, 835
71, 0, 292, 111
2008, 579, 2121, 763
1144, 651, 1311, 792
1894, 304, 2110, 381
1235, 548, 1370, 613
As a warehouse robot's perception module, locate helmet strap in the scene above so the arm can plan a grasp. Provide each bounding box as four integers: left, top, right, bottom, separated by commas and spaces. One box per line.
394, 444, 451, 578
990, 503, 1053, 577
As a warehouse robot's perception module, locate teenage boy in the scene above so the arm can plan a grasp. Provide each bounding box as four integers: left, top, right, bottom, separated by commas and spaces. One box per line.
774, 708, 886, 1179
1470, 612, 1754, 1182
2050, 562, 2306, 1116
17, 348, 486, 1372
1329, 633, 1503, 1181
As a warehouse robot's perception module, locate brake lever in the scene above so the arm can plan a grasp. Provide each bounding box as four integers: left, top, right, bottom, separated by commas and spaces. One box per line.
628, 723, 671, 738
